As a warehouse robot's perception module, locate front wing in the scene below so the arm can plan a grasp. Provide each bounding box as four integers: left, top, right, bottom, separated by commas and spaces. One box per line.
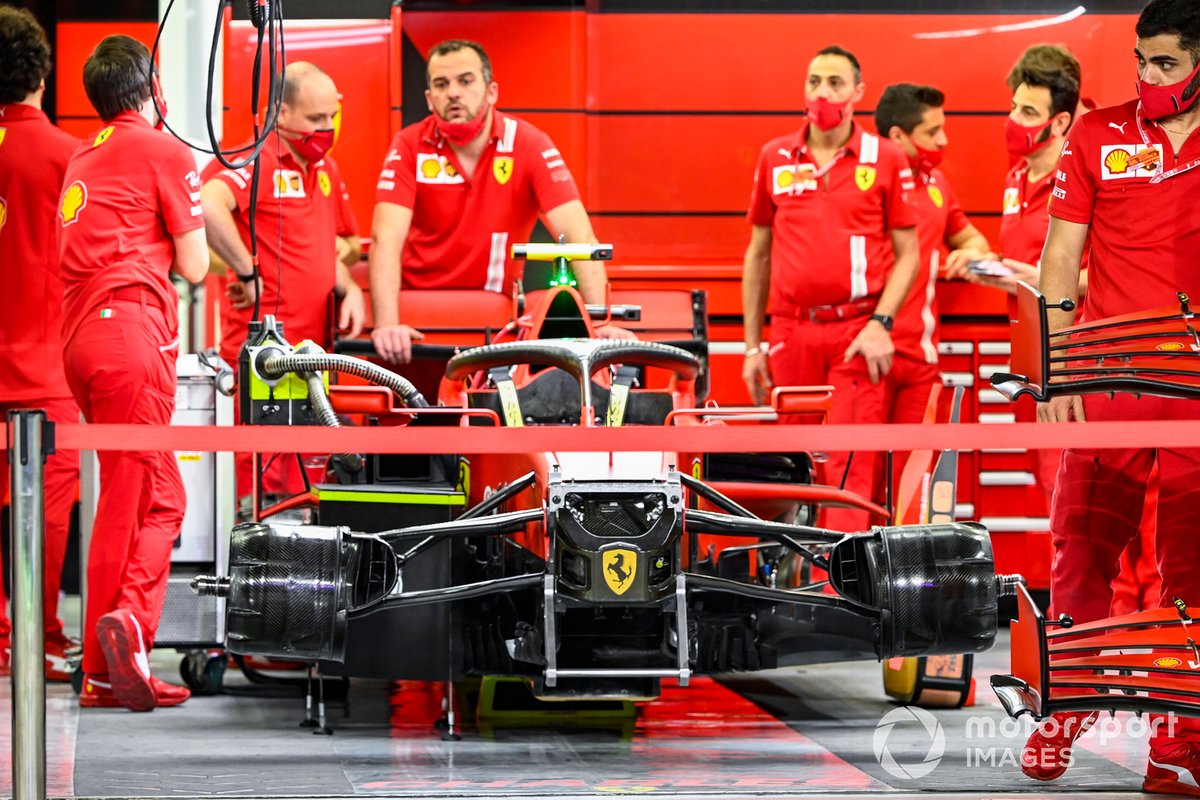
993, 583, 1200, 720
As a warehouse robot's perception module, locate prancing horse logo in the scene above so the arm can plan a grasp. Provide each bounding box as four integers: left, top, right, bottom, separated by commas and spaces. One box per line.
602, 549, 637, 595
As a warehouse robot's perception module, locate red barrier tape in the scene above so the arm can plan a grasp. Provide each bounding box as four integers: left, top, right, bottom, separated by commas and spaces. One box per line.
3, 420, 1200, 454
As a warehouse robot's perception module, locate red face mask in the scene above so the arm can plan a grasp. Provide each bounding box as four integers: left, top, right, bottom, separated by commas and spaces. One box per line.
435, 103, 490, 146
1138, 58, 1200, 120
909, 141, 944, 174
1005, 116, 1054, 158
806, 96, 851, 131
279, 126, 335, 164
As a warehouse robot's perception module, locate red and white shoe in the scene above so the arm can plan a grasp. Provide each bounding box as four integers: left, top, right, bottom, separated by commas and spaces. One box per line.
1145, 741, 1200, 796
0, 631, 82, 683
150, 677, 190, 707
78, 675, 190, 709
95, 609, 156, 712
1020, 711, 1098, 781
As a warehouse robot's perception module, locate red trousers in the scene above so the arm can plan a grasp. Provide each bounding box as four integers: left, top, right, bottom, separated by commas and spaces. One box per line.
1110, 465, 1161, 617
0, 395, 80, 642
1049, 392, 1200, 742
1014, 394, 1060, 513
63, 294, 186, 677
769, 315, 888, 532
884, 355, 941, 518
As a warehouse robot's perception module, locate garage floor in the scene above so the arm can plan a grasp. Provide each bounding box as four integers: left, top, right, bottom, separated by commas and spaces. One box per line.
0, 603, 1159, 799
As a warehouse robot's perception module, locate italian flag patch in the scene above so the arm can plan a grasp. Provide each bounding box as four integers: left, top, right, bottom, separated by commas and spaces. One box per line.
99, 309, 113, 318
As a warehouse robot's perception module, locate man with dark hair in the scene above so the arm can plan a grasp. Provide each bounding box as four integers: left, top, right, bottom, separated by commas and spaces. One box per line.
369, 38, 630, 367
201, 61, 363, 501
0, 4, 82, 684
59, 34, 208, 711
874, 83, 988, 430
943, 44, 1086, 517
1018, 1, 1200, 791
743, 45, 920, 532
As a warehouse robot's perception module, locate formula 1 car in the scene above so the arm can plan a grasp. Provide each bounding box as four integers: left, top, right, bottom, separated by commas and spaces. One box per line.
195, 243, 1014, 717
990, 282, 1200, 720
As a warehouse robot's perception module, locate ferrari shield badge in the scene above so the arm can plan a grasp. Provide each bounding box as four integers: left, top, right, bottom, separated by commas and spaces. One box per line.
927, 185, 944, 208
602, 549, 637, 596
855, 166, 876, 191
493, 156, 514, 185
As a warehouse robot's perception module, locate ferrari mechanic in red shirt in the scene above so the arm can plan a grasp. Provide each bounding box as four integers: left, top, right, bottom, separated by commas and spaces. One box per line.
369, 39, 631, 366
1020, 2, 1200, 791
202, 62, 364, 363
874, 83, 988, 427
59, 36, 208, 711
0, 5, 81, 683
742, 45, 920, 532
201, 62, 364, 500
950, 46, 1086, 511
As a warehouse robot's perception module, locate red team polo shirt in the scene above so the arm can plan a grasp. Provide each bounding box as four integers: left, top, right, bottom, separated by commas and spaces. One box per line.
203, 138, 358, 360
0, 104, 78, 400
1000, 158, 1055, 265
58, 111, 203, 344
1051, 99, 1200, 320
898, 167, 969, 363
374, 110, 580, 293
747, 121, 919, 318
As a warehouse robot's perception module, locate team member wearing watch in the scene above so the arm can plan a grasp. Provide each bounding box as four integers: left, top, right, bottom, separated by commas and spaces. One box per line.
874, 83, 990, 455
201, 62, 363, 501
743, 45, 920, 532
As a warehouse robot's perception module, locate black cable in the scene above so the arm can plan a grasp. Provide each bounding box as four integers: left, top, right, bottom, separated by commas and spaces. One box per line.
150, 0, 290, 326
273, 126, 284, 321
149, 0, 281, 166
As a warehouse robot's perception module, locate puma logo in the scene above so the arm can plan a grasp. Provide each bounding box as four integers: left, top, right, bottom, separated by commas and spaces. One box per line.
128, 612, 151, 679
1109, 121, 1129, 134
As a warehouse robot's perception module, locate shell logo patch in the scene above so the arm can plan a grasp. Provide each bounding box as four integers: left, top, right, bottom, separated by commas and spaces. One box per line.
1104, 148, 1130, 174
855, 166, 876, 191
273, 169, 305, 198
416, 153, 464, 185
1101, 144, 1162, 180
93, 126, 115, 147
927, 185, 944, 209
317, 170, 332, 197
1155, 657, 1183, 668
1158, 342, 1185, 352
771, 164, 817, 196
60, 180, 88, 226
602, 549, 637, 596
0, 196, 6, 233
1002, 186, 1020, 216
493, 156, 514, 185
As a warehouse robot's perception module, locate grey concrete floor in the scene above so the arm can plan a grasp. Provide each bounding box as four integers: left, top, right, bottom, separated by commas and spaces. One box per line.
0, 597, 1163, 799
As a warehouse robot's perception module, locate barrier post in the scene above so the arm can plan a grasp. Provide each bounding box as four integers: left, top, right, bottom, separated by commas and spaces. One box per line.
8, 410, 47, 800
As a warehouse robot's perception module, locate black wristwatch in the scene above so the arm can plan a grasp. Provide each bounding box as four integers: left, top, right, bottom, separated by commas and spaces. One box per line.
870, 313, 894, 331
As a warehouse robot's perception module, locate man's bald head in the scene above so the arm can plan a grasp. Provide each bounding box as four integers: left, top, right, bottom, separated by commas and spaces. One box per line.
282, 61, 335, 105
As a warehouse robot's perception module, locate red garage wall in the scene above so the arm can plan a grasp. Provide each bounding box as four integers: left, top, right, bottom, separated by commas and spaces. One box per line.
401, 6, 1141, 266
